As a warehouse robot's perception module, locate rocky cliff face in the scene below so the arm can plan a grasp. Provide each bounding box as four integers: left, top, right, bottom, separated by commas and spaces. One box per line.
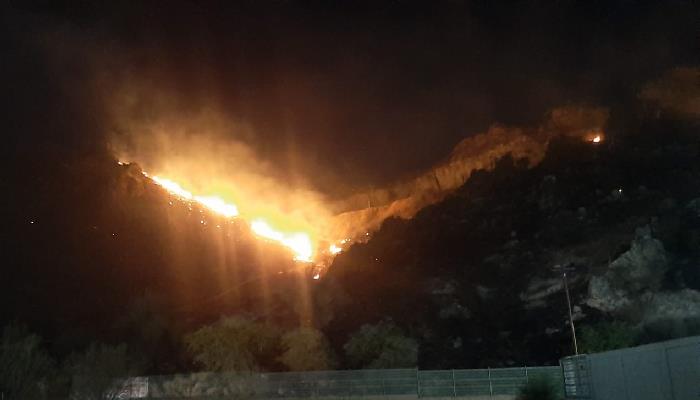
587, 224, 700, 332
587, 226, 668, 312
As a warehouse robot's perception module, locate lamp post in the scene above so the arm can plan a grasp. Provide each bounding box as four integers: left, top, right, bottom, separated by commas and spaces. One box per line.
553, 264, 578, 355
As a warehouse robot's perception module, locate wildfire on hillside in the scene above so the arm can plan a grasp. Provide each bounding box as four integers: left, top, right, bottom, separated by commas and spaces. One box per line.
120, 162, 349, 263
113, 106, 607, 268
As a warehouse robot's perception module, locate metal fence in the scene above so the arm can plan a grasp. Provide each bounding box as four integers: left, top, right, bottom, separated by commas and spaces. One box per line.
122, 366, 563, 399
418, 367, 562, 397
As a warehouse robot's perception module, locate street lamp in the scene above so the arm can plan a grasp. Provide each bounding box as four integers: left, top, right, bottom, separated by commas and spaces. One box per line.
552, 264, 578, 355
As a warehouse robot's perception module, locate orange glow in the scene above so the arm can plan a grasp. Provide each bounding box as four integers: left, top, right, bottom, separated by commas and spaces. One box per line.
151, 176, 194, 200
110, 113, 350, 268
145, 170, 318, 261
329, 243, 342, 255
193, 195, 239, 218
585, 131, 604, 144
251, 219, 313, 262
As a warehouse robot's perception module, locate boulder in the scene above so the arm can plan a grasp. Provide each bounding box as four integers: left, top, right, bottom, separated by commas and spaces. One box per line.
585, 225, 700, 335
605, 226, 668, 292
586, 226, 668, 315
586, 275, 633, 313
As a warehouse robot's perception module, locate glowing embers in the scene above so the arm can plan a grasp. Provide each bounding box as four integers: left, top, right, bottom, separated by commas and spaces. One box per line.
329, 244, 342, 255
328, 237, 352, 255
586, 131, 604, 144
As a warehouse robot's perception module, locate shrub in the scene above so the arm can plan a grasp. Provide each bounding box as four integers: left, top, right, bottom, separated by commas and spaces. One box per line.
516, 377, 560, 400
66, 342, 143, 400
638, 317, 700, 343
185, 316, 279, 372
0, 323, 55, 400
278, 327, 336, 371
343, 320, 417, 369
579, 321, 638, 353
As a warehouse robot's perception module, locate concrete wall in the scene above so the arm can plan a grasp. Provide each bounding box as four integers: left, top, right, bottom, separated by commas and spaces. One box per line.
563, 335, 700, 400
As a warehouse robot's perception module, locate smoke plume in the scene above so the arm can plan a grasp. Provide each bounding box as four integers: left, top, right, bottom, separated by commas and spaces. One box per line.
107, 82, 336, 253
639, 67, 700, 120
330, 105, 609, 240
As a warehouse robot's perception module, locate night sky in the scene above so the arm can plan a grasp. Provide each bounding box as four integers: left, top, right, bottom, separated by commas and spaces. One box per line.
3, 1, 698, 195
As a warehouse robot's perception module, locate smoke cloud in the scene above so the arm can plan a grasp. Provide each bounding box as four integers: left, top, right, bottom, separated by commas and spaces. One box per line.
639, 67, 700, 120
330, 105, 609, 239
108, 91, 336, 248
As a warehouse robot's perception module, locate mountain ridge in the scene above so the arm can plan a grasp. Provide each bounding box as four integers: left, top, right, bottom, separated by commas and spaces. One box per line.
319, 125, 700, 367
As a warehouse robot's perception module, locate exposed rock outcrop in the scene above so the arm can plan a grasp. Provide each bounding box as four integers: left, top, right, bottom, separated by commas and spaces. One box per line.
586, 225, 668, 315
586, 225, 700, 329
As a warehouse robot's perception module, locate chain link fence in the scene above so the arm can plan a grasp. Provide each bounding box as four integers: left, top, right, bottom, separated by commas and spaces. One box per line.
113, 366, 562, 399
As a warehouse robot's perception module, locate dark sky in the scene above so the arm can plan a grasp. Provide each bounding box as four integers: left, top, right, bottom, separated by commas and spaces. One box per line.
3, 1, 698, 195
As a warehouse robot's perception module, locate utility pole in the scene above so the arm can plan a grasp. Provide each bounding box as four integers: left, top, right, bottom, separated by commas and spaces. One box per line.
553, 264, 578, 355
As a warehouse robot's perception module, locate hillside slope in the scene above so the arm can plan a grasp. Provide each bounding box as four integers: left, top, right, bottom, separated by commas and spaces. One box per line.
1, 118, 698, 372
0, 151, 315, 369
318, 125, 700, 368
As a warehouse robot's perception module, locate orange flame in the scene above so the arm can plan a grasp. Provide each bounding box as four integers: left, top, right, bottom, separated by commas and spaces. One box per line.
139, 168, 316, 261
251, 219, 313, 262
328, 243, 342, 255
